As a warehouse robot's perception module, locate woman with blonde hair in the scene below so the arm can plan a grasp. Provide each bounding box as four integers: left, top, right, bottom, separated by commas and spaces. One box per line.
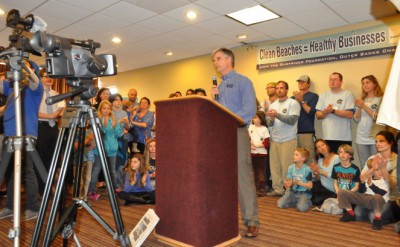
88, 100, 122, 200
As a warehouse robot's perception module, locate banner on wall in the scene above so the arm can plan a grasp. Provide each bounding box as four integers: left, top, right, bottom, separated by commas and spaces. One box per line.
256, 23, 400, 71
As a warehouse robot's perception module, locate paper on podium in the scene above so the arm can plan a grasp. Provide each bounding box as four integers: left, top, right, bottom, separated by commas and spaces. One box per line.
129, 209, 160, 246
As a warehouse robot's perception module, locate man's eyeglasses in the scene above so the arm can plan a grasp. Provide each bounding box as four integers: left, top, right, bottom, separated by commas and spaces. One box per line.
266, 86, 275, 89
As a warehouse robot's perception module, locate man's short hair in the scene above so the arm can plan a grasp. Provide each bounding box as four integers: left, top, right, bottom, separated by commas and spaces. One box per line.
212, 48, 235, 68
276, 80, 289, 90
331, 72, 343, 81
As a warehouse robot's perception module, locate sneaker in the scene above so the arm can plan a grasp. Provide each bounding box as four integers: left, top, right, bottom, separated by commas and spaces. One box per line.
88, 192, 100, 201
23, 210, 38, 221
372, 219, 382, 230
339, 211, 356, 222
266, 191, 283, 197
0, 208, 13, 219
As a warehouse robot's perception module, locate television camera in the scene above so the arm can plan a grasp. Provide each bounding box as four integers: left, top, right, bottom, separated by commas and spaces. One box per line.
4, 8, 117, 101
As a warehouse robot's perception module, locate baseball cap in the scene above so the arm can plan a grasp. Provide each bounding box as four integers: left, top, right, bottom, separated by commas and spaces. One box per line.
296, 75, 310, 83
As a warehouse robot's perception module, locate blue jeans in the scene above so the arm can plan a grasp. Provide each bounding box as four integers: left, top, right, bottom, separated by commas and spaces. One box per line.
278, 190, 312, 212
356, 143, 377, 169
88, 155, 117, 193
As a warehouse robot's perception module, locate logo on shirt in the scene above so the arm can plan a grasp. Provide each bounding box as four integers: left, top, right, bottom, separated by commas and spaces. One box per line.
371, 104, 378, 110
282, 108, 287, 113
226, 84, 233, 88
337, 99, 343, 104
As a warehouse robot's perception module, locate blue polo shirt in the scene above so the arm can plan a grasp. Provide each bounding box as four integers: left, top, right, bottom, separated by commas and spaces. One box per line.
217, 70, 256, 124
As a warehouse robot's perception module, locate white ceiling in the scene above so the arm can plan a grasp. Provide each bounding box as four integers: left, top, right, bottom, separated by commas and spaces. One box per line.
0, 0, 398, 73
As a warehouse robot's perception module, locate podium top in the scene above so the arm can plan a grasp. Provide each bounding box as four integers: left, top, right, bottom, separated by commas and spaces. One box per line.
155, 96, 244, 125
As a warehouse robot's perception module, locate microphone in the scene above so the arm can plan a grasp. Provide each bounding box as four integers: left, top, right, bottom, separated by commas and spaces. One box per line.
212, 75, 219, 101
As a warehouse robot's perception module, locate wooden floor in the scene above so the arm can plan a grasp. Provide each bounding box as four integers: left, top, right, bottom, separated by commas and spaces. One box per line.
0, 193, 398, 246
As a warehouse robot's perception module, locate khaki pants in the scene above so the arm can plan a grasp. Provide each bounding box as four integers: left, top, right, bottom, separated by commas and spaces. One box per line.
269, 139, 297, 194
297, 133, 315, 164
237, 127, 259, 227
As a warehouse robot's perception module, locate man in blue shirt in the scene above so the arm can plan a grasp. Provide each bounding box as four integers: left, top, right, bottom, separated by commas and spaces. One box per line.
292, 75, 319, 164
211, 48, 259, 238
0, 60, 44, 221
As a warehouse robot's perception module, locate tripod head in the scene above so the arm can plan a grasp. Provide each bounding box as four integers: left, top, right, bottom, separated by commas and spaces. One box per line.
45, 79, 99, 107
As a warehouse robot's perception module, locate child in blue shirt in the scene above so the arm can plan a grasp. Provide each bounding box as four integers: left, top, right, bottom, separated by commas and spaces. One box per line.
331, 144, 360, 193
277, 147, 313, 212
117, 153, 155, 205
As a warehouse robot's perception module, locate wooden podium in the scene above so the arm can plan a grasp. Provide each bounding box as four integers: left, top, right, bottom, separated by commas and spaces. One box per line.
154, 96, 243, 247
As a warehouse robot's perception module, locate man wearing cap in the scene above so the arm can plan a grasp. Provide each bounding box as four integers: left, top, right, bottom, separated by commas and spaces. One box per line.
316, 72, 355, 153
292, 75, 319, 164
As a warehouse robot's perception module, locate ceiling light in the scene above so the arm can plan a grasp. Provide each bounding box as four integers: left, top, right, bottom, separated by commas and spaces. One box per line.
164, 51, 173, 56
186, 11, 197, 20
237, 34, 247, 39
227, 5, 279, 26
112, 37, 121, 43
0, 9, 5, 15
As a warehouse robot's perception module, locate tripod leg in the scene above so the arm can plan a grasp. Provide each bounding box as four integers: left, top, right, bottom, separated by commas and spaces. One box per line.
42, 122, 79, 247
89, 109, 131, 247
31, 127, 67, 247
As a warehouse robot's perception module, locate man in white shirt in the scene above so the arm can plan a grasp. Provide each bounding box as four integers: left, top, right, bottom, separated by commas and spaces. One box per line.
316, 72, 355, 153
266, 81, 300, 196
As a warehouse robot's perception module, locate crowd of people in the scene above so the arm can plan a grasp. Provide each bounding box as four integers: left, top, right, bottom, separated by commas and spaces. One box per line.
247, 72, 399, 233
0, 48, 398, 239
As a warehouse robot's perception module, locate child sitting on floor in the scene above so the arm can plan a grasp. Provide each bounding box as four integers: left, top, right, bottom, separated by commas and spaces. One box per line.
277, 147, 313, 212
117, 153, 155, 205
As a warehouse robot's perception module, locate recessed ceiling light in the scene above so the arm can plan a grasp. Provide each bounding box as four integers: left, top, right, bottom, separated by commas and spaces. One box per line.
237, 34, 247, 39
227, 5, 279, 26
186, 11, 197, 20
0, 9, 5, 15
164, 51, 173, 56
112, 37, 121, 43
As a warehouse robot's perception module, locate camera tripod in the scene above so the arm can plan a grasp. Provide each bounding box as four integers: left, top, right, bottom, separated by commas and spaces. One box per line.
0, 49, 48, 247
31, 99, 130, 246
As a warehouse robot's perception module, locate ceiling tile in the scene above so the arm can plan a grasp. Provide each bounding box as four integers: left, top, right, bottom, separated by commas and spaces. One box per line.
77, 13, 130, 33
286, 6, 348, 32
219, 27, 266, 43
124, 0, 191, 14
195, 16, 246, 34
1, 0, 46, 11
137, 15, 186, 33
193, 35, 237, 49
264, 0, 325, 16
56, 0, 119, 12
34, 0, 93, 22
99, 1, 157, 23
251, 18, 307, 38
168, 26, 214, 41
110, 24, 161, 43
